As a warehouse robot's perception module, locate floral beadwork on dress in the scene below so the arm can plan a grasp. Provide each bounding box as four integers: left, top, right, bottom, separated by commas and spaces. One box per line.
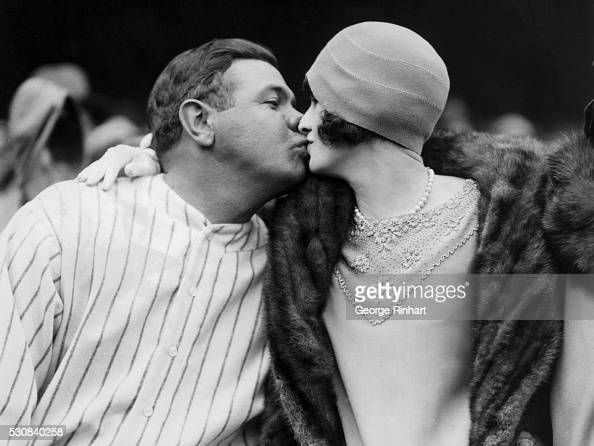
344, 179, 480, 276
350, 254, 371, 273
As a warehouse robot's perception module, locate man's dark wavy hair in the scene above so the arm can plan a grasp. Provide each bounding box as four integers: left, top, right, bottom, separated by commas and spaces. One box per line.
147, 38, 278, 154
303, 78, 378, 146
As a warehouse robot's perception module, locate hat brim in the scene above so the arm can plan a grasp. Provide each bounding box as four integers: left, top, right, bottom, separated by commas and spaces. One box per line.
15, 102, 65, 188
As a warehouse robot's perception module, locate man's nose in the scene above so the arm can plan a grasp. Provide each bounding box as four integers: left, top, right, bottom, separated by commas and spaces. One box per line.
287, 107, 303, 132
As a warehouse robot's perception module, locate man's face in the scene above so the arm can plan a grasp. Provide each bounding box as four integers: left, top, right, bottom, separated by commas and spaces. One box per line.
211, 59, 309, 190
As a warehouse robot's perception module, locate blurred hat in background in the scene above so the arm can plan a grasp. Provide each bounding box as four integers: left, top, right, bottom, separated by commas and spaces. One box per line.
2, 76, 85, 197
8, 77, 70, 141
32, 62, 91, 102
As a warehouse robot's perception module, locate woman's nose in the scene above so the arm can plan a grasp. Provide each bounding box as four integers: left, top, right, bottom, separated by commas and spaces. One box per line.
298, 107, 313, 134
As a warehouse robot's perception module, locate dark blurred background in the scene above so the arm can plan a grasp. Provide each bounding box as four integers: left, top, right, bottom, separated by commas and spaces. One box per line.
1, 0, 593, 130
0, 0, 592, 229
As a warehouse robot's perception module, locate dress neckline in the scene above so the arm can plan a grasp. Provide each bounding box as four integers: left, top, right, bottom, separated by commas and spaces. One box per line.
354, 179, 477, 223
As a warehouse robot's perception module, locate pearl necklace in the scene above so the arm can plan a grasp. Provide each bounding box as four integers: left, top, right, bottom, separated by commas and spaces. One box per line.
354, 167, 435, 223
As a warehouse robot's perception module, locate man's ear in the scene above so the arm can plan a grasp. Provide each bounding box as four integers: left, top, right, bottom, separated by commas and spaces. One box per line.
584, 98, 594, 144
179, 99, 215, 147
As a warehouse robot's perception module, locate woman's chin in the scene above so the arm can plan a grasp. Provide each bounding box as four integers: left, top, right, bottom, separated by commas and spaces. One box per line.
308, 162, 340, 178
306, 152, 323, 172
308, 160, 326, 175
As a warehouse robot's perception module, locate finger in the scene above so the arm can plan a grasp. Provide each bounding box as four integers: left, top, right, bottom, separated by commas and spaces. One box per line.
84, 162, 107, 186
96, 144, 139, 184
144, 148, 158, 162
124, 155, 159, 177
123, 162, 138, 178
106, 144, 141, 162
76, 164, 93, 182
101, 164, 121, 190
139, 133, 153, 150
77, 159, 107, 182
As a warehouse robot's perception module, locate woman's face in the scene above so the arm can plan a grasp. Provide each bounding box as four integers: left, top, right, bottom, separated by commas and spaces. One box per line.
298, 100, 347, 176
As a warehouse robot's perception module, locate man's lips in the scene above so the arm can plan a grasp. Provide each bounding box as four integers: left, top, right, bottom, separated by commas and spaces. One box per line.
291, 141, 309, 152
303, 142, 314, 155
290, 141, 310, 160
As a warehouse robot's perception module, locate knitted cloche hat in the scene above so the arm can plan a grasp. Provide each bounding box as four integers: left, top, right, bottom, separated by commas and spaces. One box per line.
306, 22, 450, 153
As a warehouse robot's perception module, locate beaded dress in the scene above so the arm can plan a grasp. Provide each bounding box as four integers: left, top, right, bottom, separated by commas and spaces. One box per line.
323, 178, 480, 446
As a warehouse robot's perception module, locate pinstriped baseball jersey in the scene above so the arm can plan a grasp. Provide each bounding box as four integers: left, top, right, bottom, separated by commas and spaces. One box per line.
0, 174, 270, 445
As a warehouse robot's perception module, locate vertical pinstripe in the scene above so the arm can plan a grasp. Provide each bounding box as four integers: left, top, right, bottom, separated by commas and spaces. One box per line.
57, 191, 145, 445
7, 221, 41, 271
211, 294, 261, 445
0, 175, 269, 445
32, 185, 121, 440
214, 333, 268, 446
0, 332, 23, 417
59, 189, 137, 424
195, 250, 255, 444
241, 343, 268, 444
27, 290, 58, 349
149, 237, 215, 444
55, 185, 82, 364
132, 209, 196, 445
19, 263, 52, 320
39, 195, 62, 253
82, 187, 103, 332
81, 206, 160, 445
6, 379, 36, 446
107, 234, 192, 441
11, 236, 52, 293
105, 213, 177, 446
170, 254, 226, 446
146, 227, 242, 436
0, 302, 16, 366
33, 343, 51, 371
138, 225, 244, 445
174, 247, 244, 445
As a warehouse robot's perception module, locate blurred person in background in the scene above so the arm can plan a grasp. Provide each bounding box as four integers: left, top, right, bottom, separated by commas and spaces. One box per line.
0, 69, 142, 230
0, 77, 86, 230
436, 95, 475, 132
33, 62, 143, 162
488, 112, 537, 138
